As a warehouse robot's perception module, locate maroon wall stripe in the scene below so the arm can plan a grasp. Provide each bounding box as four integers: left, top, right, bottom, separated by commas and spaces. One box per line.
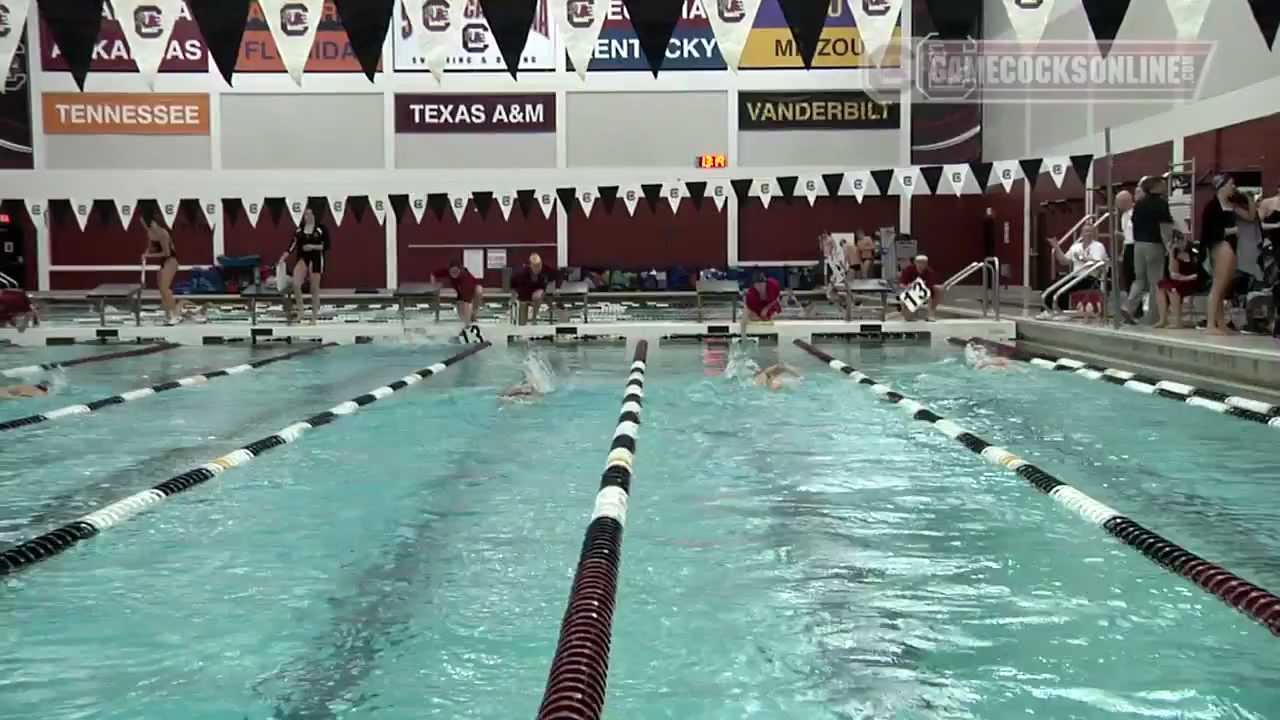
223, 204, 386, 289
397, 200, 556, 285
568, 202, 726, 269
738, 197, 898, 265
49, 200, 214, 266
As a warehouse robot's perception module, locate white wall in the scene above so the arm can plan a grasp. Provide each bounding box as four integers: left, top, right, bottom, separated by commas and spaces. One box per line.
565, 91, 728, 167
221, 94, 384, 170
45, 135, 210, 170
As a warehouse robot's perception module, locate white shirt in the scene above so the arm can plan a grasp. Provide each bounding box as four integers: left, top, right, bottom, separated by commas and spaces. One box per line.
1065, 239, 1108, 273
825, 238, 849, 285
1121, 209, 1134, 246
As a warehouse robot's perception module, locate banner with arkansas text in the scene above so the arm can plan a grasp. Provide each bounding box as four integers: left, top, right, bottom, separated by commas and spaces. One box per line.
42, 93, 211, 135
577, 0, 724, 71
237, 0, 368, 73
393, 0, 557, 73
395, 93, 555, 133
40, 1, 208, 73
738, 92, 899, 130
739, 0, 900, 69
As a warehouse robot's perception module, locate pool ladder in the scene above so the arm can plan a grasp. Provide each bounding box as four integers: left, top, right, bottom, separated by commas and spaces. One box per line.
943, 257, 1002, 320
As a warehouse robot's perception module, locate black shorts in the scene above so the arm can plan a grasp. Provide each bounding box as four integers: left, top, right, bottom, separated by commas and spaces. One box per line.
300, 252, 325, 274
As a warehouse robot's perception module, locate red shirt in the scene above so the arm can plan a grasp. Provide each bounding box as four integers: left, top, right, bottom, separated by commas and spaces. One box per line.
0, 289, 31, 318
745, 278, 782, 319
436, 268, 479, 302
898, 265, 939, 288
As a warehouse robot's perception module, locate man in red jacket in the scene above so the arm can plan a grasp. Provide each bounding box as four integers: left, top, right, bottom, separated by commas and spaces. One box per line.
431, 260, 485, 340
898, 254, 943, 321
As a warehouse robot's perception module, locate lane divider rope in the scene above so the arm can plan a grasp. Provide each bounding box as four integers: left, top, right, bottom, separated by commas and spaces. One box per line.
953, 337, 1280, 429
0, 343, 335, 433
536, 340, 648, 720
0, 342, 491, 576
1, 342, 180, 379
796, 339, 1280, 638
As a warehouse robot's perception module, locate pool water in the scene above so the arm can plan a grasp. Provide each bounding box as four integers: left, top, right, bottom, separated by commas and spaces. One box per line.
1, 341, 1277, 719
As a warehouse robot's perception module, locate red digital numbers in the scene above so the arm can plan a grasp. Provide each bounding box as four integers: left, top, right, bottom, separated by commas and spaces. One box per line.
697, 154, 727, 169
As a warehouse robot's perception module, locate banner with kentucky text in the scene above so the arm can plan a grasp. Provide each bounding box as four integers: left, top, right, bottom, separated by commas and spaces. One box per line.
740, 0, 900, 69
42, 93, 211, 135
40, 1, 208, 73
237, 0, 367, 73
738, 92, 899, 130
395, 93, 555, 132
394, 0, 557, 73
578, 0, 725, 71
0, 30, 34, 169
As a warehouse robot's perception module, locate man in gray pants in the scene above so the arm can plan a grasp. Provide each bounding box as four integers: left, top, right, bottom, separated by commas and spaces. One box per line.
1122, 176, 1174, 325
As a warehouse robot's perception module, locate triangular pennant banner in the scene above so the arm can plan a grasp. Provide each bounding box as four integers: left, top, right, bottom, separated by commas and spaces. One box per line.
333, 0, 395, 82
1165, 0, 1210, 41
69, 199, 92, 231
242, 197, 263, 228
558, 0, 610, 79
848, 0, 903, 67
1020, 158, 1044, 190
480, 0, 538, 79
411, 193, 431, 223
869, 169, 894, 196
662, 182, 684, 214
799, 175, 820, 206
924, 0, 981, 39
516, 189, 537, 218
992, 160, 1020, 192
199, 198, 220, 229
414, 0, 467, 81
621, 186, 641, 216
847, 170, 870, 202
328, 194, 348, 225
37, 0, 105, 90
919, 166, 944, 195
776, 176, 799, 203
159, 198, 181, 228
752, 178, 774, 209
472, 191, 494, 219
0, 2, 31, 90
188, 0, 252, 86
1000, 0, 1055, 46
778, 0, 831, 69
621, 0, 684, 76
287, 197, 306, 225
1081, 0, 1131, 57
265, 198, 286, 226
969, 161, 994, 190
114, 198, 139, 229
114, 0, 181, 89
730, 178, 753, 204
597, 186, 618, 214
180, 199, 200, 227
24, 199, 46, 225
1248, 0, 1280, 49
556, 187, 577, 215
709, 180, 729, 211
893, 167, 919, 196
576, 187, 597, 217
369, 195, 388, 224
822, 172, 844, 198
258, 0, 324, 86
686, 181, 707, 210
944, 164, 969, 196
497, 191, 516, 220
450, 194, 469, 224
535, 189, 557, 219
1043, 157, 1069, 189
705, 0, 763, 71
1070, 154, 1094, 185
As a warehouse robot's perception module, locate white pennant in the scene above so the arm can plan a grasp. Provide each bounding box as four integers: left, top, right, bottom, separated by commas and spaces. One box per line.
114, 198, 139, 229
1044, 157, 1070, 189
1166, 0, 1210, 41
944, 164, 970, 196
413, 0, 467, 82
0, 1, 31, 92
259, 0, 324, 86
709, 180, 729, 211
450, 193, 469, 224
369, 195, 388, 225
113, 0, 182, 89
663, 182, 684, 214
621, 186, 641, 216
705, 0, 764, 71
158, 198, 181, 227
1001, 0, 1056, 47
408, 193, 428, 223
24, 198, 46, 224
555, 0, 611, 79
752, 178, 774, 209
533, 189, 555, 219
800, 175, 821, 206
328, 195, 348, 225
893, 167, 919, 197
850, 0, 905, 66
577, 188, 597, 217
70, 199, 92, 231
287, 198, 306, 225
992, 160, 1021, 193
243, 197, 264, 228
497, 191, 515, 221
199, 198, 220, 229
847, 171, 870, 203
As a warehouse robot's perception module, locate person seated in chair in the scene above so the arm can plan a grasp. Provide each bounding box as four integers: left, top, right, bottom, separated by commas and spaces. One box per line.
1045, 225, 1108, 311
1155, 233, 1203, 329
511, 253, 557, 325
898, 254, 944, 321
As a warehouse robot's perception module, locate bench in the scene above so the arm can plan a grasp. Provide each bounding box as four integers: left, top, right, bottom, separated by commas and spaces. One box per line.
695, 280, 743, 322
240, 286, 393, 325
393, 282, 442, 324
88, 284, 143, 327
846, 279, 894, 322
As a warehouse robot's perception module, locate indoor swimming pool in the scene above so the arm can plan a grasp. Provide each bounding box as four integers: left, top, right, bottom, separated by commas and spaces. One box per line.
0, 341, 1276, 719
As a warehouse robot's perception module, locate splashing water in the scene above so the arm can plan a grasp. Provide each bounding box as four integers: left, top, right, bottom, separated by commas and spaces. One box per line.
722, 344, 761, 383
523, 351, 556, 394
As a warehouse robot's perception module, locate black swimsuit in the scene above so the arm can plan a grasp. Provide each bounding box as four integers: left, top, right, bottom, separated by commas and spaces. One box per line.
290, 226, 329, 274
149, 234, 177, 264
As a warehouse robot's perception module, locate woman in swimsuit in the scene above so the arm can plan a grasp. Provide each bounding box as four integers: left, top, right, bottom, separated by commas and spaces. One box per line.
140, 214, 179, 325
1200, 174, 1257, 334
1260, 186, 1280, 337
280, 206, 331, 325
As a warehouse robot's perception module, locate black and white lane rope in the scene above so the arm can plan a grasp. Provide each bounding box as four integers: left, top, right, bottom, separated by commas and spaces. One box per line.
954, 337, 1280, 429
0, 343, 335, 433
0, 342, 179, 379
796, 339, 1280, 637
537, 341, 647, 720
0, 342, 491, 576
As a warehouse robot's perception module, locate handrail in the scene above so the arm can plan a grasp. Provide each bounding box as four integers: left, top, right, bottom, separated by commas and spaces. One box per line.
1041, 260, 1108, 312
942, 258, 1001, 319
537, 341, 648, 720
1050, 261, 1109, 310
0, 271, 17, 289
943, 262, 984, 291
984, 257, 1002, 321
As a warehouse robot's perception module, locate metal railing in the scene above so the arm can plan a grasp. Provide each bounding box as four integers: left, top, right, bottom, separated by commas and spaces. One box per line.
942, 256, 1002, 320
1040, 260, 1110, 316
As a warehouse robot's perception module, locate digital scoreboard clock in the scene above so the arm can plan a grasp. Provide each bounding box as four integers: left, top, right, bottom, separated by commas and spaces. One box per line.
696, 153, 727, 169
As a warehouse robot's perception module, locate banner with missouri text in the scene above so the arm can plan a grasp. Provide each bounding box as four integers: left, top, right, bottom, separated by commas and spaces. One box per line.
393, 0, 557, 72
237, 0, 369, 73
740, 0, 901, 69
576, 0, 725, 71
40, 1, 208, 73
738, 91, 899, 130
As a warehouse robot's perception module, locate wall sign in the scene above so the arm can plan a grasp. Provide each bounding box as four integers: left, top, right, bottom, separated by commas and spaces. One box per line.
393, 0, 557, 72
738, 91, 900, 130
394, 93, 555, 133
40, 2, 208, 73
42, 93, 211, 135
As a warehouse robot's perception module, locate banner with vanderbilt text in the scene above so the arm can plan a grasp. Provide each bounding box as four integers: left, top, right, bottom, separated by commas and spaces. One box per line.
738, 91, 900, 130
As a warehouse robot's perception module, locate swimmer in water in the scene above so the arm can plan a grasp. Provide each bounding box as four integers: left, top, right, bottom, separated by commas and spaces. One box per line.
0, 381, 48, 398
499, 353, 555, 402
754, 364, 801, 391
965, 343, 1011, 371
